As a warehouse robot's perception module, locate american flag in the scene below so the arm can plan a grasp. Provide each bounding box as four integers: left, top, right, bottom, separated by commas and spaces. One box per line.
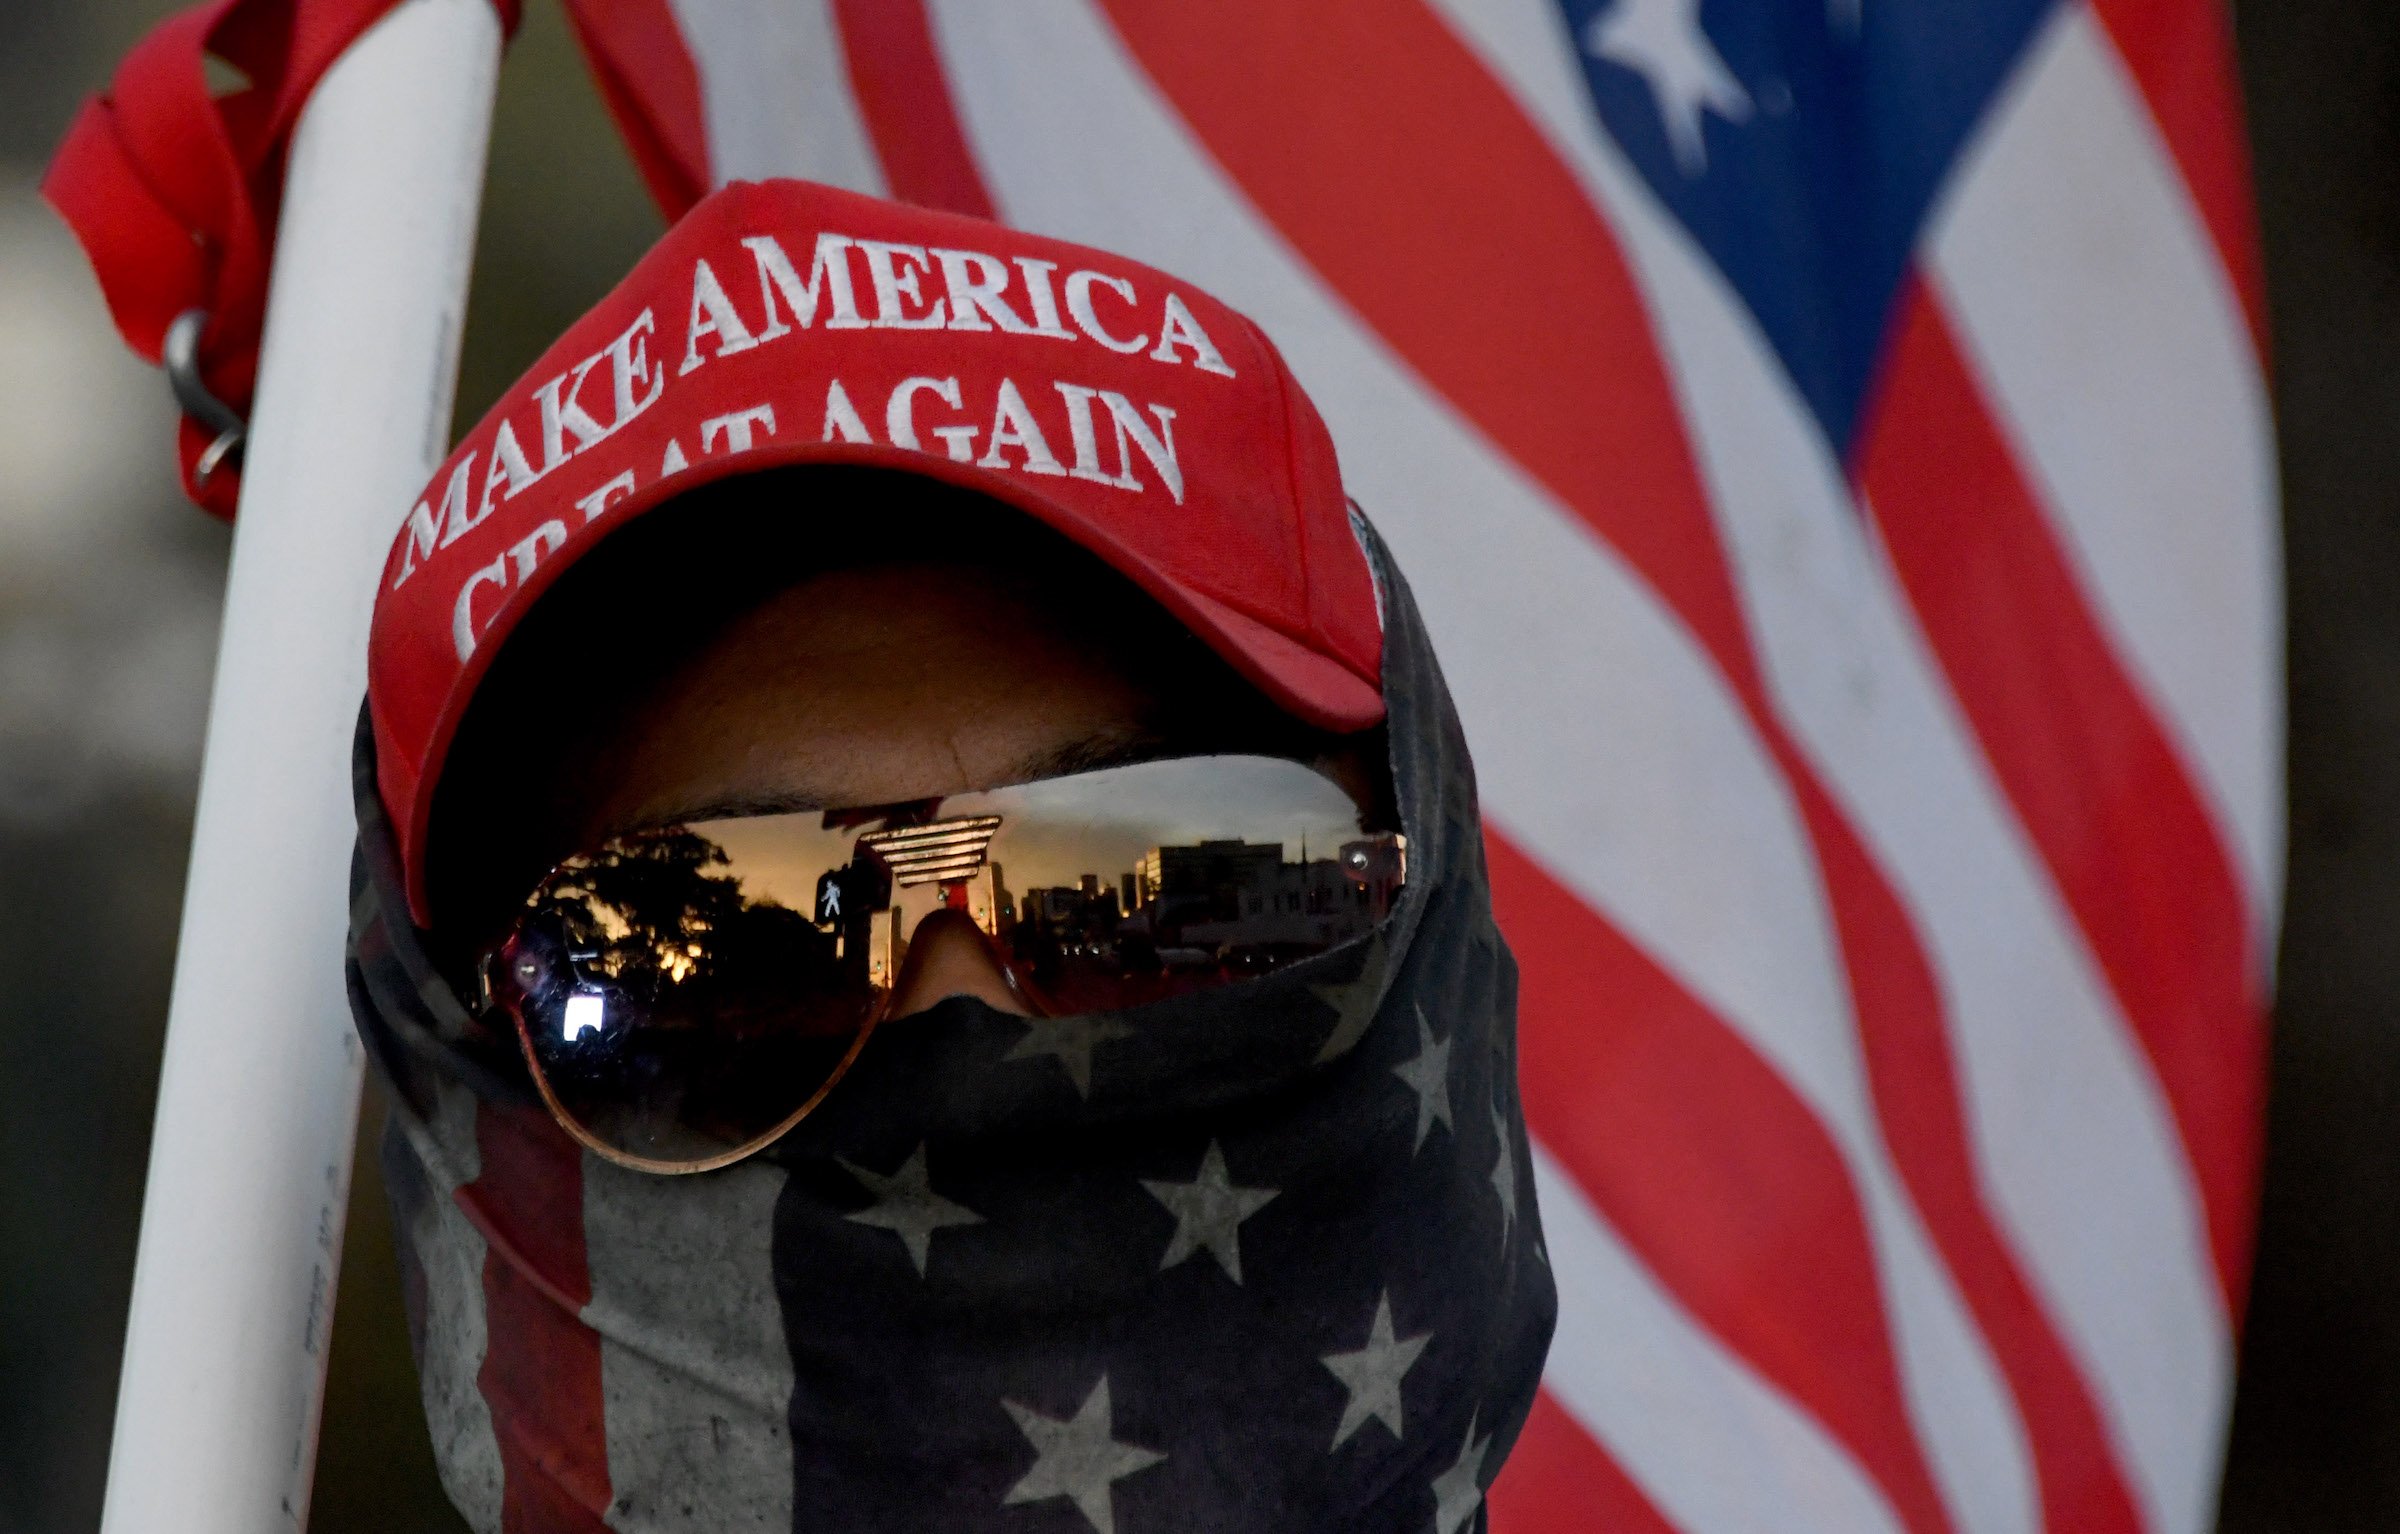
550, 1, 2280, 1530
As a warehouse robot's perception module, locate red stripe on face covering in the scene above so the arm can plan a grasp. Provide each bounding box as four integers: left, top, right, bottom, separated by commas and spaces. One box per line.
458, 1103, 615, 1532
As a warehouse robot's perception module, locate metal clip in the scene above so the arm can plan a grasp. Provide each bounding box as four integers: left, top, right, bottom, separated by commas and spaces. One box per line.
163, 309, 248, 488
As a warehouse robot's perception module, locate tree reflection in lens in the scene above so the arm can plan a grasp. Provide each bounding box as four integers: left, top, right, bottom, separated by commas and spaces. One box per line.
506, 827, 875, 1158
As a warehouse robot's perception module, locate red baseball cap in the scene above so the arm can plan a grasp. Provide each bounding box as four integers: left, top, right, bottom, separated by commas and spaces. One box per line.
368, 178, 1384, 923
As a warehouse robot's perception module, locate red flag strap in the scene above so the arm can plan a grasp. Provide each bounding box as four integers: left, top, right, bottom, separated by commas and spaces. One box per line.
43, 0, 519, 517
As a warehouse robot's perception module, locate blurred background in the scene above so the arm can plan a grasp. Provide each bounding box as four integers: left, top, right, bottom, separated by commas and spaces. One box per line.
0, 1, 2391, 1530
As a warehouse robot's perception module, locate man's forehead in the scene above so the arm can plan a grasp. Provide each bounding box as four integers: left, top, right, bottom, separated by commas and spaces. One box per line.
470, 539, 1223, 857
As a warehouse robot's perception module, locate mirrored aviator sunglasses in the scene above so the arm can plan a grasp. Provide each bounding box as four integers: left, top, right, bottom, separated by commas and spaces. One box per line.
473, 753, 1406, 1173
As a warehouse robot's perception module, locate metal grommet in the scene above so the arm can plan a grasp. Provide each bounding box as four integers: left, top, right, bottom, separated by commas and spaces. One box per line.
163, 308, 247, 488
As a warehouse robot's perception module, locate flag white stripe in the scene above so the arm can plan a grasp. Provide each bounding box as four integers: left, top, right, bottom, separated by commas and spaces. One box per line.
921, 7, 2034, 1524
1419, 2, 2231, 1526
667, 0, 886, 197
1531, 1145, 1910, 1534
1928, 4, 2282, 936
583, 1157, 797, 1533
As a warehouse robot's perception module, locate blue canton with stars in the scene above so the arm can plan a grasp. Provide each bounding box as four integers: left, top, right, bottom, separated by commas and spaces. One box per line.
1551, 0, 2057, 454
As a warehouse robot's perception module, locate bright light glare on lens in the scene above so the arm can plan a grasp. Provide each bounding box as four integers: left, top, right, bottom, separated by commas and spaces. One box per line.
563, 992, 604, 1043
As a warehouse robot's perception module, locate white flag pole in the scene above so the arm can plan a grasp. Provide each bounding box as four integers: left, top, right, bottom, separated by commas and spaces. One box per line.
98, 2, 501, 1529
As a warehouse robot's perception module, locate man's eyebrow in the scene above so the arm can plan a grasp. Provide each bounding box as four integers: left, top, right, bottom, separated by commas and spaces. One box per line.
632, 789, 829, 830
1000, 729, 1175, 787
624, 730, 1173, 832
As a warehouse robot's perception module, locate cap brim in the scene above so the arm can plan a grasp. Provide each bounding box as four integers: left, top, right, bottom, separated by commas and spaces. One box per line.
400, 440, 1384, 919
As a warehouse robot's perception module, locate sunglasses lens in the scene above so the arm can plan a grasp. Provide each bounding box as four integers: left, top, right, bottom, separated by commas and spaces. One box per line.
493, 828, 881, 1168
922, 757, 1402, 1013
482, 754, 1402, 1169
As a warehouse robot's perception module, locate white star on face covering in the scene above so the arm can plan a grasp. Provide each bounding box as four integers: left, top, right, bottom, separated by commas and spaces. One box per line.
1391, 1006, 1455, 1154
1321, 1291, 1433, 1450
1428, 1413, 1494, 1534
1584, 0, 1755, 175
1310, 930, 1389, 1064
837, 1143, 983, 1276
1141, 1140, 1279, 1284
1002, 1376, 1166, 1534
1489, 1101, 1520, 1249
1004, 1014, 1134, 1098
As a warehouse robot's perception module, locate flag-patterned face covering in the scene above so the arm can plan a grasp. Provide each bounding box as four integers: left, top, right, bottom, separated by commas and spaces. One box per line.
347, 534, 1555, 1533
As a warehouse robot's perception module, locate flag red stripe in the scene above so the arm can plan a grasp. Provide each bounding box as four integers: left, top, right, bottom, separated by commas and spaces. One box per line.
1093, 2, 2151, 1523
559, 0, 710, 217
459, 1105, 614, 1534
2083, 0, 2266, 348
1487, 833, 1952, 1534
829, 0, 995, 219
1859, 286, 2264, 1312
1488, 1388, 1679, 1534
1773, 749, 2149, 1533
1084, 0, 1758, 692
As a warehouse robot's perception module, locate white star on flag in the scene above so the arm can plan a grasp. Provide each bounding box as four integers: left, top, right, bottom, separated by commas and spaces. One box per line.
1584, 0, 1755, 175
